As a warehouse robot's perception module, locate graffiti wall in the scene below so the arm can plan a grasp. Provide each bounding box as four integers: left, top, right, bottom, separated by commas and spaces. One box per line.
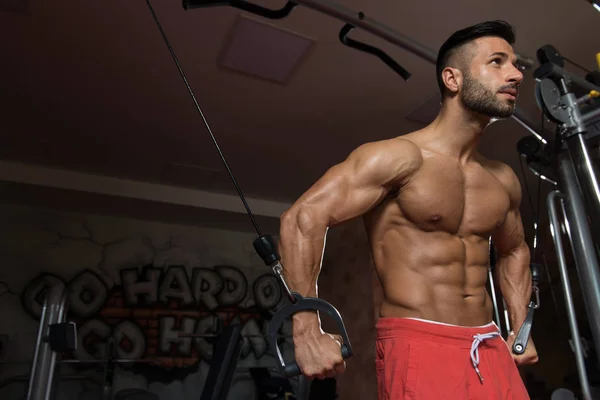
0, 204, 295, 400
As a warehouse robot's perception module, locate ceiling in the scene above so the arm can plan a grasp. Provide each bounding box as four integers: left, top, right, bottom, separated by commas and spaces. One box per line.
1, 0, 600, 243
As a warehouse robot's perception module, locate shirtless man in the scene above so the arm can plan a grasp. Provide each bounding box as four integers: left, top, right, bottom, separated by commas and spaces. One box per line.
277, 20, 539, 399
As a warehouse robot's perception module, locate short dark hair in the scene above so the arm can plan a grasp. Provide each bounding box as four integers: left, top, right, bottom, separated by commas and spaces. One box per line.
435, 20, 516, 97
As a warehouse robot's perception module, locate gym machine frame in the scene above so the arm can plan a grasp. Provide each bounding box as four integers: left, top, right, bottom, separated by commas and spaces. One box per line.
532, 47, 600, 400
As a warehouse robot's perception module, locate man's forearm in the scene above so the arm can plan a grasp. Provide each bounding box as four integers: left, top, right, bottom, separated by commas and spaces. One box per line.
279, 206, 329, 333
279, 207, 328, 297
495, 242, 532, 333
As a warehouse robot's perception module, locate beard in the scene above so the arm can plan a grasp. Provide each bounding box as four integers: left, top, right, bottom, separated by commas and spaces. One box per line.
460, 72, 517, 119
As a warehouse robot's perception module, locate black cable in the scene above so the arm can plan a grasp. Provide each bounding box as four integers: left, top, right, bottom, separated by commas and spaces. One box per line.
518, 114, 546, 264
532, 114, 546, 263
144, 0, 263, 238
533, 180, 543, 261
519, 157, 537, 219
563, 56, 592, 74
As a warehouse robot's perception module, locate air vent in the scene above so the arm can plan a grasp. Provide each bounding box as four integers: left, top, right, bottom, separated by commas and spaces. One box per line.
218, 13, 315, 84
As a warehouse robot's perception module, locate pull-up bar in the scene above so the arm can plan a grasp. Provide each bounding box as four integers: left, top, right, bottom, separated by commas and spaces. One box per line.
184, 0, 545, 141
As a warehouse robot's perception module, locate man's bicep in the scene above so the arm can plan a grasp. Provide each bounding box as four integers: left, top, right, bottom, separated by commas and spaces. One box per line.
322, 164, 390, 225
493, 207, 526, 256
285, 140, 421, 227
492, 164, 528, 256
291, 158, 392, 226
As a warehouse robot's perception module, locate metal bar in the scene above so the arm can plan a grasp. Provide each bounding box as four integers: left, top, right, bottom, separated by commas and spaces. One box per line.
582, 105, 600, 124
46, 290, 68, 400
542, 253, 569, 337
565, 134, 600, 247
502, 299, 511, 334
557, 151, 600, 364
26, 298, 49, 400
488, 267, 502, 333
57, 293, 68, 322
488, 238, 503, 333
26, 283, 68, 400
512, 107, 550, 144
293, 0, 437, 63
293, 0, 535, 68
548, 190, 592, 400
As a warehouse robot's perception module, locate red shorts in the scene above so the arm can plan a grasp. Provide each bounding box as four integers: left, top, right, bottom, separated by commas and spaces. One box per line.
375, 318, 530, 400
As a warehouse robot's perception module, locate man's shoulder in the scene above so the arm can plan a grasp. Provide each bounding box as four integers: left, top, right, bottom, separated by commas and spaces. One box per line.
347, 136, 424, 183
352, 135, 423, 163
481, 158, 518, 182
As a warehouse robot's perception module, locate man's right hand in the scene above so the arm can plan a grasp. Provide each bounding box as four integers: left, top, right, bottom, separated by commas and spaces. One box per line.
506, 333, 539, 366
293, 326, 347, 379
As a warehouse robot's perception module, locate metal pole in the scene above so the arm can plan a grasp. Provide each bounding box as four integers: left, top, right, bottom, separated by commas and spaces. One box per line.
293, 0, 437, 63
488, 238, 503, 333
555, 75, 600, 249
512, 107, 549, 144
26, 298, 50, 400
581, 106, 600, 123
502, 299, 511, 334
488, 267, 502, 332
293, 0, 535, 68
26, 283, 68, 400
565, 134, 600, 246
557, 151, 600, 364
548, 190, 592, 400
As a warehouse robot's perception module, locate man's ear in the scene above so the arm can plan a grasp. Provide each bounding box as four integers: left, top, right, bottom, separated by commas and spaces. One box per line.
442, 67, 462, 95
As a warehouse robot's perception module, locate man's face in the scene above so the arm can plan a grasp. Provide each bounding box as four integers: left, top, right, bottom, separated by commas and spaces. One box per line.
460, 37, 524, 119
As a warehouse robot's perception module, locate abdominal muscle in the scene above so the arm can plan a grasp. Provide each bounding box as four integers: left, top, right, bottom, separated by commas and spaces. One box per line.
367, 220, 495, 327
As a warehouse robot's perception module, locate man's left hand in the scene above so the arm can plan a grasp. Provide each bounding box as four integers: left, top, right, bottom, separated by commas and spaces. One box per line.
506, 334, 539, 365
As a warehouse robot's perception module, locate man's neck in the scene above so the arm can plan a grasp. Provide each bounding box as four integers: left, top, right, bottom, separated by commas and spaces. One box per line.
427, 101, 491, 163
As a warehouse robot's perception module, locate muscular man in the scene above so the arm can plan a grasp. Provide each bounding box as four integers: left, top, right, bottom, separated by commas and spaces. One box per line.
278, 20, 539, 399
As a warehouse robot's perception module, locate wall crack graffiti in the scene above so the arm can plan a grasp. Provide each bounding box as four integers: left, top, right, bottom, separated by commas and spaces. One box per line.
0, 281, 20, 299
140, 236, 186, 268
43, 223, 128, 287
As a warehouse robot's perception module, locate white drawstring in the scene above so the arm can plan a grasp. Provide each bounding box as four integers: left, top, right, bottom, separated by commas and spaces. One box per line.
470, 332, 500, 383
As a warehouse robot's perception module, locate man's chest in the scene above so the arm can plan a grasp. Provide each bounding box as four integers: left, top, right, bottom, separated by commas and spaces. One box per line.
395, 158, 511, 236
